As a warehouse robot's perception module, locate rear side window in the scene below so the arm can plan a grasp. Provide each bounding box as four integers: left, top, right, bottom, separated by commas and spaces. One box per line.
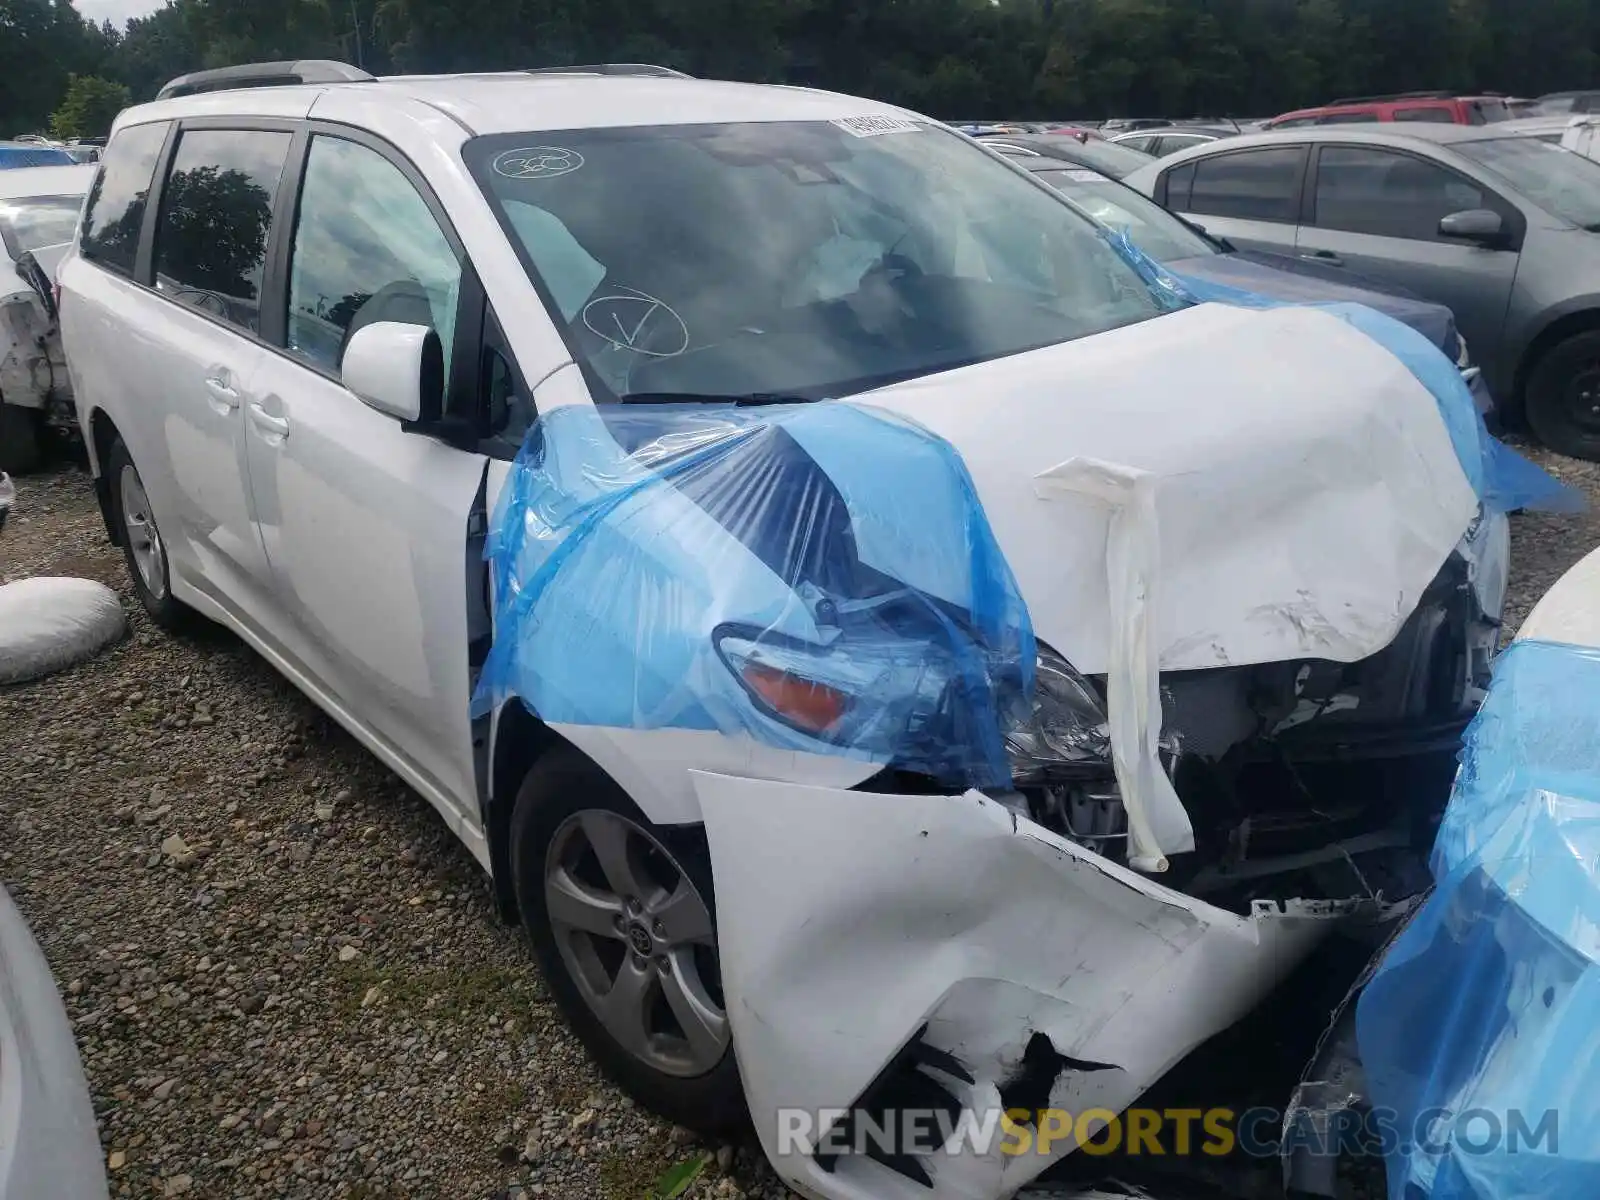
153, 128, 293, 334
1271, 118, 1316, 129
80, 122, 170, 277
1395, 107, 1455, 123
1315, 112, 1377, 125
1312, 146, 1486, 240
1469, 100, 1509, 124
1185, 147, 1304, 222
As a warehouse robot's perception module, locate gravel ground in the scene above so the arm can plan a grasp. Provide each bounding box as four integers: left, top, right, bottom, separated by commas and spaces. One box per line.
2, 445, 1598, 1200
0, 464, 795, 1199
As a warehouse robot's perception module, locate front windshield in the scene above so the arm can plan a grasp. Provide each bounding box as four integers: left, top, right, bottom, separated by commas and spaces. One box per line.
1031, 167, 1216, 261
0, 194, 82, 256
1455, 137, 1600, 227
469, 120, 1174, 402
1061, 139, 1155, 178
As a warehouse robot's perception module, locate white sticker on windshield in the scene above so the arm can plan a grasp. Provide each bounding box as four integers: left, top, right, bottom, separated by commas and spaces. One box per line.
1066, 168, 1107, 182
493, 147, 584, 180
831, 115, 923, 139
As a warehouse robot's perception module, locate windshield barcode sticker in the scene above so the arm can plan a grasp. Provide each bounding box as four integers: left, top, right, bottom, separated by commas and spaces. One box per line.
1066, 169, 1106, 182
831, 115, 923, 138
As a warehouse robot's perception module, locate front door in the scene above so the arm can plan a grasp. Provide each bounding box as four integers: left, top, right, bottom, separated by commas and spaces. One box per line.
1295, 144, 1519, 383
242, 130, 488, 828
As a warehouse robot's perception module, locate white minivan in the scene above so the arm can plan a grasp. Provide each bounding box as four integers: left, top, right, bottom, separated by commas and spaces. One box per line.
62, 60, 1524, 1200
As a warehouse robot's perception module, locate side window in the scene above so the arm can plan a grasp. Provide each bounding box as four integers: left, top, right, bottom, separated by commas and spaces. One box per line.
1120, 135, 1156, 154
1272, 118, 1315, 129
1315, 112, 1377, 125
1313, 147, 1487, 241
1186, 147, 1304, 222
286, 135, 463, 378
79, 121, 169, 277
1396, 107, 1455, 123
154, 128, 293, 333
1163, 161, 1197, 209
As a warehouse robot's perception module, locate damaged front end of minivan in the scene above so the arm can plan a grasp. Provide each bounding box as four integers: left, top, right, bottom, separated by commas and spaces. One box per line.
477, 298, 1573, 1200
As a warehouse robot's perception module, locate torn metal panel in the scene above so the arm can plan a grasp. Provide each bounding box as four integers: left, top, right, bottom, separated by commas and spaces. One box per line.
694, 771, 1358, 1200
0, 286, 70, 419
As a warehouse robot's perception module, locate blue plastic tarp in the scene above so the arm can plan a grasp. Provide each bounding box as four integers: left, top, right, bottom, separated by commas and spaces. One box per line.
473, 401, 1034, 790
1101, 228, 1582, 516
1356, 637, 1600, 1200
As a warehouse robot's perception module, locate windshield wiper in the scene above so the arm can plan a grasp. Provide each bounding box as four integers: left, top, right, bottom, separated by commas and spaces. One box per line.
619, 391, 817, 406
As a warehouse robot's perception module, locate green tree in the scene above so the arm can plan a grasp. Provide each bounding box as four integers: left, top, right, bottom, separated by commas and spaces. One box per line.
49, 72, 130, 138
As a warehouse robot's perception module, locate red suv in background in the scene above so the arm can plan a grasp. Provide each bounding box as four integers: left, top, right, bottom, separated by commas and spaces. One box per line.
1265, 91, 1511, 128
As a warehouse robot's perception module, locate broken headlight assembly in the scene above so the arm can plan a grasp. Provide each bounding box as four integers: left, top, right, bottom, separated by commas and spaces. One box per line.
1002, 643, 1112, 781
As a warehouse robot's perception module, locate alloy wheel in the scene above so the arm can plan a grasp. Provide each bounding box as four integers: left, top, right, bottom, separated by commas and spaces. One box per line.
119, 463, 167, 600
543, 810, 729, 1077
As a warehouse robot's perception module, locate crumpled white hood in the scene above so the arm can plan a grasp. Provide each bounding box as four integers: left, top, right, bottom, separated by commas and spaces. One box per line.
863, 301, 1479, 676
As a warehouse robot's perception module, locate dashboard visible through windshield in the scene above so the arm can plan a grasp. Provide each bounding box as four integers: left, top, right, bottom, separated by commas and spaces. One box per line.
467, 119, 1179, 403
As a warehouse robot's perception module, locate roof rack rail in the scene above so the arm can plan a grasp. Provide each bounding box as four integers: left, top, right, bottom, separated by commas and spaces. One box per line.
1328, 90, 1456, 105
156, 59, 374, 100
525, 63, 692, 79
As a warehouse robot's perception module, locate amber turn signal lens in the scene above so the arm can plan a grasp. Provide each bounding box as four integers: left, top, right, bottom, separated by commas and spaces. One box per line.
740, 661, 850, 733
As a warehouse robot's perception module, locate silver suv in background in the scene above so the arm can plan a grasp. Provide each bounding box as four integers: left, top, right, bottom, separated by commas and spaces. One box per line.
1124, 124, 1600, 459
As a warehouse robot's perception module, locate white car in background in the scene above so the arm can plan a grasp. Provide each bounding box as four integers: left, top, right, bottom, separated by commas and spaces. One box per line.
60, 61, 1528, 1200
0, 163, 94, 472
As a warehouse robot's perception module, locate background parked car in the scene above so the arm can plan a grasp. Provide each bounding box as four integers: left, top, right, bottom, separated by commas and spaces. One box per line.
0, 163, 94, 472
977, 130, 1155, 178
1112, 125, 1238, 157
0, 142, 76, 170
1001, 152, 1490, 414
1124, 124, 1600, 459
1266, 91, 1512, 129
1532, 89, 1600, 115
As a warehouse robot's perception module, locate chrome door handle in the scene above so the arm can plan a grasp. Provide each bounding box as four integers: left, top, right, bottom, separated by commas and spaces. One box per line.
248, 402, 289, 439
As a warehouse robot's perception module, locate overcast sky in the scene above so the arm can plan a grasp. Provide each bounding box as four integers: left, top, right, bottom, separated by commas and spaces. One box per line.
77, 0, 165, 28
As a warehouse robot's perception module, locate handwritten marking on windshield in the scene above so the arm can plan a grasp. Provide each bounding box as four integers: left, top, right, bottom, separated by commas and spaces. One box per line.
582, 287, 690, 357
492, 147, 585, 179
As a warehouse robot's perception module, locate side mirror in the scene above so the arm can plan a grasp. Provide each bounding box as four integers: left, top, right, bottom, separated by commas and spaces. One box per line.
341, 321, 442, 423
1438, 208, 1505, 246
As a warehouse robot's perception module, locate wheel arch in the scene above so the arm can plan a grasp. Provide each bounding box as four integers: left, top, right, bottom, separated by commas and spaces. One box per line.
486, 699, 604, 924
87, 406, 124, 545
1512, 303, 1600, 424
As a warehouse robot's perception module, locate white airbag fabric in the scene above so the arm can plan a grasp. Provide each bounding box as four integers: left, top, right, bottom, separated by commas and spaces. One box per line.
0, 578, 125, 684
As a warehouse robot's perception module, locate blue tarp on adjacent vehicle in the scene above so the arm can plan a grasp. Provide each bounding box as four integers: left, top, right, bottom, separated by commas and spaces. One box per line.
1356, 637, 1600, 1200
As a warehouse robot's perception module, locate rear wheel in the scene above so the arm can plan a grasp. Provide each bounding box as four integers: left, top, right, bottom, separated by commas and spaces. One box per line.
107, 438, 190, 630
0, 401, 41, 474
511, 747, 746, 1135
1525, 330, 1600, 461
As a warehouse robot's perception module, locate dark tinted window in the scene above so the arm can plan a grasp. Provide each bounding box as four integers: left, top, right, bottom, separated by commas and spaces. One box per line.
1164, 161, 1197, 208
1312, 146, 1486, 240
1395, 107, 1455, 123
154, 129, 292, 333
1271, 118, 1316, 129
1316, 112, 1378, 125
80, 122, 169, 276
1185, 147, 1304, 221
1468, 100, 1509, 124
0, 146, 76, 168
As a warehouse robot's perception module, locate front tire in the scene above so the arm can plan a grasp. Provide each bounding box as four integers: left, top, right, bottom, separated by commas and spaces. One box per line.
0, 401, 41, 474
1525, 330, 1600, 460
107, 438, 190, 631
510, 746, 746, 1135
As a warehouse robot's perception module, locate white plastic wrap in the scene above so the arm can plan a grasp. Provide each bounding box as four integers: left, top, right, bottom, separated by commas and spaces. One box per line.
0, 578, 125, 685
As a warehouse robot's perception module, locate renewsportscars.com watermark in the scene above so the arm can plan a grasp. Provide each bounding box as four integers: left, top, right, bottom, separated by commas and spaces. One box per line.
775, 1105, 1560, 1160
